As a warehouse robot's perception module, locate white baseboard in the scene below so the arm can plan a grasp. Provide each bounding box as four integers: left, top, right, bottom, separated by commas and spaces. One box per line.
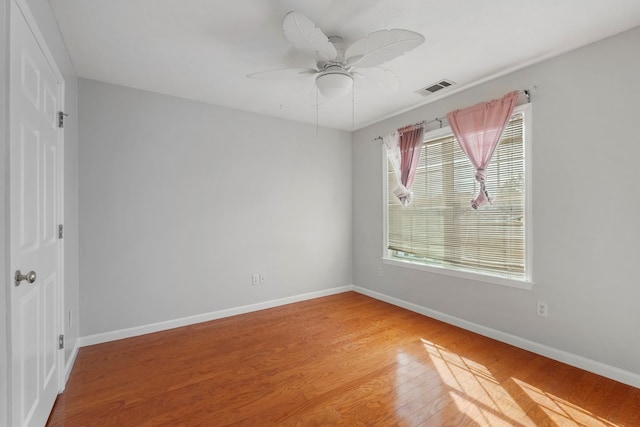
76, 284, 639, 389
79, 285, 354, 347
64, 341, 80, 385
352, 286, 640, 389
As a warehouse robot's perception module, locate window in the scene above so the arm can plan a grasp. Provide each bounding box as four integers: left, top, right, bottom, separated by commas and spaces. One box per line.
385, 104, 531, 286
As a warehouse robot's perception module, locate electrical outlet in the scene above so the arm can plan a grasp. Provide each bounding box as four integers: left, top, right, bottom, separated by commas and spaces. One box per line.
252, 274, 260, 285
260, 274, 265, 284
377, 266, 383, 277
537, 301, 548, 317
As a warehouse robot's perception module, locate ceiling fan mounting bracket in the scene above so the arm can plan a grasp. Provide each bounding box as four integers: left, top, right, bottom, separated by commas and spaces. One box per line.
317, 61, 350, 72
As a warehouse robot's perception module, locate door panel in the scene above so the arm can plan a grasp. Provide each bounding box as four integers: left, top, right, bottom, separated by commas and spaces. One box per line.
43, 143, 57, 244
18, 290, 40, 424
20, 49, 40, 109
18, 125, 39, 250
43, 272, 57, 387
10, 1, 63, 425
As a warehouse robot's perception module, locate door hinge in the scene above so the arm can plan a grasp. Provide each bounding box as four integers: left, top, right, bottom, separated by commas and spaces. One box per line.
58, 224, 64, 239
59, 334, 64, 350
58, 111, 69, 128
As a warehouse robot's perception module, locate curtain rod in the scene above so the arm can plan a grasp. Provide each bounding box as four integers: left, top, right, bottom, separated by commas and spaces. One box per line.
373, 87, 535, 142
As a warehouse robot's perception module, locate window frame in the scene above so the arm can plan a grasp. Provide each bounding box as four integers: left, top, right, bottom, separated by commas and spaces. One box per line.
382, 103, 533, 290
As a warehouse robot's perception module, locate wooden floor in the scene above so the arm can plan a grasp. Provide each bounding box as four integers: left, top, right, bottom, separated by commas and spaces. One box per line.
47, 292, 640, 426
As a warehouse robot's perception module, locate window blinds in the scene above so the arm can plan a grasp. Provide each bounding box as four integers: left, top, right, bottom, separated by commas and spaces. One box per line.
387, 113, 525, 278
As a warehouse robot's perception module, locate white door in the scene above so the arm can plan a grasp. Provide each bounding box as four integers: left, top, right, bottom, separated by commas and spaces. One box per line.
9, 1, 64, 426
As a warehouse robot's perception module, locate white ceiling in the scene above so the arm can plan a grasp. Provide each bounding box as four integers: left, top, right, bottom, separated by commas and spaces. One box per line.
50, 0, 640, 131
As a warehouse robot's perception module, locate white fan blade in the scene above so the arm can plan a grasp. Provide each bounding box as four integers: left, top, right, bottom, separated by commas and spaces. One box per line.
282, 11, 337, 62
247, 68, 318, 80
345, 29, 424, 69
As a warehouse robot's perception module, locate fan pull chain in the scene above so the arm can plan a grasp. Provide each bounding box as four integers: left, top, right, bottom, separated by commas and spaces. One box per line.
352, 85, 355, 130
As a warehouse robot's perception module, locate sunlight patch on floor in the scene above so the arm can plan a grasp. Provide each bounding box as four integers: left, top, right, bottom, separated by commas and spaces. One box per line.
419, 338, 621, 427
420, 338, 535, 426
512, 378, 618, 427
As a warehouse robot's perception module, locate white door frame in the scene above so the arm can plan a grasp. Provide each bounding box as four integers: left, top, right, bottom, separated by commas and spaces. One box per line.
7, 0, 66, 422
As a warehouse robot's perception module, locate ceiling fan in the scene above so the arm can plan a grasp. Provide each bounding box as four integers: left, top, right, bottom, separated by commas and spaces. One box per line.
248, 11, 425, 99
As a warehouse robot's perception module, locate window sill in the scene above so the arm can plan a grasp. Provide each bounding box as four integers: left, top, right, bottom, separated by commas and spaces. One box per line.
382, 257, 533, 290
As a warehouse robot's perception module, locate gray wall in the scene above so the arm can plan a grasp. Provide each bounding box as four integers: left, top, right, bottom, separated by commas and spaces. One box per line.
78, 79, 353, 336
353, 26, 640, 377
1, 0, 80, 424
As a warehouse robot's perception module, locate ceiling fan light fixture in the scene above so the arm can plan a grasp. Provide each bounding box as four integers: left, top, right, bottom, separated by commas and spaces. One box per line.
315, 71, 353, 98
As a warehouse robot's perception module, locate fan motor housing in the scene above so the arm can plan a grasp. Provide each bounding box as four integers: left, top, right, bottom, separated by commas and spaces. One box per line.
315, 66, 353, 98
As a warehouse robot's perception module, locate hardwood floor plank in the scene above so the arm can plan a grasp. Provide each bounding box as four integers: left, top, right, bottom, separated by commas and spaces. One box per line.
47, 292, 640, 426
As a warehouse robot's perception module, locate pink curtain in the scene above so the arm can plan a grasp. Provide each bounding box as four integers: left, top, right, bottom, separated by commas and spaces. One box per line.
446, 91, 519, 209
394, 122, 425, 206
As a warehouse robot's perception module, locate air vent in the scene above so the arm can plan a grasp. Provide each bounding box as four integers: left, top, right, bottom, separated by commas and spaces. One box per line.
416, 79, 455, 97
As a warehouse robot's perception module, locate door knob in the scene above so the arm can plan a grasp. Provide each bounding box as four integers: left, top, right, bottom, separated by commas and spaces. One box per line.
15, 270, 36, 286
